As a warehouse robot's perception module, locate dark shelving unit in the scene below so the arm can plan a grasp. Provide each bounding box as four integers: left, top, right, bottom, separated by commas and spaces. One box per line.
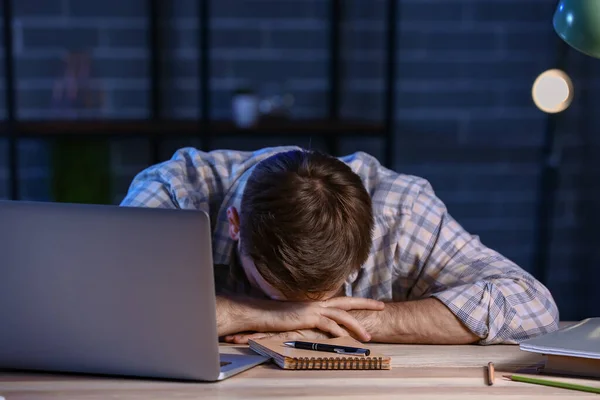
2, 0, 18, 200
1, 0, 397, 201
148, 0, 163, 165
5, 119, 384, 138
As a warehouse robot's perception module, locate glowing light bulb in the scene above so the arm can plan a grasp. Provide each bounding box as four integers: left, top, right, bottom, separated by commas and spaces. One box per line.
532, 69, 573, 113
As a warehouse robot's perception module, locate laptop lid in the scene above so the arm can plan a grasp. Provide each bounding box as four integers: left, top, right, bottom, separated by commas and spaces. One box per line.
0, 200, 221, 381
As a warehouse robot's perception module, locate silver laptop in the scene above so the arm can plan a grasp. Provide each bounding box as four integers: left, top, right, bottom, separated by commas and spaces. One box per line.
0, 200, 268, 381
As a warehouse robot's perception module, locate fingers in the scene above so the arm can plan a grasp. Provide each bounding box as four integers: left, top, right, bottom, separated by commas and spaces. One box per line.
278, 329, 330, 341
322, 296, 385, 311
225, 332, 272, 344
314, 316, 349, 338
318, 308, 370, 341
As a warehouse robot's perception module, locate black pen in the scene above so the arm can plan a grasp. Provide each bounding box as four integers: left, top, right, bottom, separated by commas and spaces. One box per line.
284, 341, 370, 356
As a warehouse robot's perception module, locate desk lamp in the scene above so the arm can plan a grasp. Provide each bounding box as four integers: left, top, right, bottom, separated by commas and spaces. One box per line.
531, 0, 600, 285
553, 0, 600, 59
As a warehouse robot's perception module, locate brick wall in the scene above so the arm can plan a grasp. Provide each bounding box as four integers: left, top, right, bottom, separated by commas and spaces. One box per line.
1, 0, 599, 320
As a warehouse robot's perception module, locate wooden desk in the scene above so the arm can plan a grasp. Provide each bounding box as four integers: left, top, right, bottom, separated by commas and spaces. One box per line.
1, 342, 599, 399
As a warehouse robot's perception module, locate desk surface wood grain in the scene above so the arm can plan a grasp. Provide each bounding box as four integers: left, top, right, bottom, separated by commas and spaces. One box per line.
1, 338, 599, 400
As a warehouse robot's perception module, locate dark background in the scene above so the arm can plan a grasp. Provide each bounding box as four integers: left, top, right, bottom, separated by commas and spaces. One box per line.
0, 0, 598, 321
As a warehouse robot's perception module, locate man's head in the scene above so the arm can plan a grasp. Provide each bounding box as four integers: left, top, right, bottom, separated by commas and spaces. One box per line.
227, 149, 374, 301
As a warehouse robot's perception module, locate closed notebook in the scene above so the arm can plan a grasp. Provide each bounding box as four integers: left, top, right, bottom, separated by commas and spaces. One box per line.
519, 318, 600, 379
248, 336, 391, 370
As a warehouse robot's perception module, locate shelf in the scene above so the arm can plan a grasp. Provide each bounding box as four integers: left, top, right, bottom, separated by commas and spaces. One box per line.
212, 119, 385, 136
0, 119, 386, 138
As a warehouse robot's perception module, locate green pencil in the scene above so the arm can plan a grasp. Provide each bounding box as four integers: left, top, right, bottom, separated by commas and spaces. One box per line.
506, 374, 600, 394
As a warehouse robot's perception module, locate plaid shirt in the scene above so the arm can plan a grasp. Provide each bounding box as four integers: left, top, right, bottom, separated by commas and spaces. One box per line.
120, 146, 559, 345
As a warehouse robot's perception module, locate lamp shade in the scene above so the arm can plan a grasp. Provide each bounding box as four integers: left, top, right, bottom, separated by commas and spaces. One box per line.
553, 0, 600, 58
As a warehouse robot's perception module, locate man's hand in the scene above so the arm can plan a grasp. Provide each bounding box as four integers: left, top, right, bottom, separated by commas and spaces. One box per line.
257, 296, 383, 341
217, 295, 384, 341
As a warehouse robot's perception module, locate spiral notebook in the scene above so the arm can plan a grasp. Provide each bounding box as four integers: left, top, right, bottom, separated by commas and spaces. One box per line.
248, 336, 391, 370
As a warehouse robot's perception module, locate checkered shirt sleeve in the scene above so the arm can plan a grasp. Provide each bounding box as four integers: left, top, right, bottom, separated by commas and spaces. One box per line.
119, 147, 235, 212
404, 180, 560, 344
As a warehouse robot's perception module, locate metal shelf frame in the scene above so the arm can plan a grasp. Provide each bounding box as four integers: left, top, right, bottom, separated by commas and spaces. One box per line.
1, 0, 398, 200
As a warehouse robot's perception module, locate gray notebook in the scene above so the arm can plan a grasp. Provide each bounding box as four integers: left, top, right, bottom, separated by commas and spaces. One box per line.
519, 318, 600, 359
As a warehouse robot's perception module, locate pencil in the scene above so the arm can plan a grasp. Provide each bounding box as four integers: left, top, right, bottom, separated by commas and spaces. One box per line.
487, 362, 494, 386
505, 374, 600, 394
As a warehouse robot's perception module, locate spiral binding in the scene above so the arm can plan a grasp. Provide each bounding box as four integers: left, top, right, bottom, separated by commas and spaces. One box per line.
293, 356, 384, 370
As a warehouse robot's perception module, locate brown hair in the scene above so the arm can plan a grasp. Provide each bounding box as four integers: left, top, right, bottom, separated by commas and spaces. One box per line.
239, 150, 374, 300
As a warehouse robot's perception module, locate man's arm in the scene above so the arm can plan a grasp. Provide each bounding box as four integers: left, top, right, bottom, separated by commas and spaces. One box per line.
358, 179, 560, 345
216, 296, 250, 337
223, 296, 478, 344
216, 295, 384, 340
350, 298, 479, 344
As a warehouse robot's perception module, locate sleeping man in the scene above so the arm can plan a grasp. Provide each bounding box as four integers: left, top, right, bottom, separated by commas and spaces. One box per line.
121, 146, 559, 345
